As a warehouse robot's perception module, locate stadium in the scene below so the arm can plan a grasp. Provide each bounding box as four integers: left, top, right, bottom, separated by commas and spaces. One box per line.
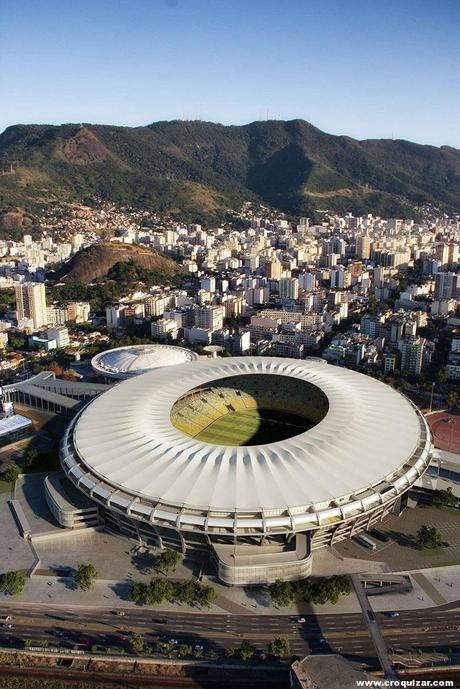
91, 344, 198, 381
56, 357, 432, 585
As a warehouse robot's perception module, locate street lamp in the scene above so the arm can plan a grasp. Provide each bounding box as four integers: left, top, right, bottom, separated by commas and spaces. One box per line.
429, 382, 435, 414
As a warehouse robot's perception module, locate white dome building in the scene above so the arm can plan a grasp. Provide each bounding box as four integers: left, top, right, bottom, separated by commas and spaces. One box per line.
91, 344, 198, 381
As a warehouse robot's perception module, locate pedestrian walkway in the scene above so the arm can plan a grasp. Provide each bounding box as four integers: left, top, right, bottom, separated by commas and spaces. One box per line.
214, 595, 252, 615
411, 572, 447, 606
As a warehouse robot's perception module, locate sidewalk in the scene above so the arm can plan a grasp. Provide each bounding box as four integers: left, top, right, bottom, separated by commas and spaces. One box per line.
4, 565, 458, 616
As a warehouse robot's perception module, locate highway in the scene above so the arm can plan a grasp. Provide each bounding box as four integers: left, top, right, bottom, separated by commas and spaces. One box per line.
1, 602, 460, 666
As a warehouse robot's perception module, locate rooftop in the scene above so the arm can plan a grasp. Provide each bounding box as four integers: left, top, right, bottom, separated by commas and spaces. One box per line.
91, 344, 198, 380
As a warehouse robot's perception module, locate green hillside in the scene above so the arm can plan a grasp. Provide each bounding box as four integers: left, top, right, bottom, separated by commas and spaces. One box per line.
1, 119, 459, 223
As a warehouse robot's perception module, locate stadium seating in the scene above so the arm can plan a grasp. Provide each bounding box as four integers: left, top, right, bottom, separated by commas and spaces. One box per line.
171, 374, 328, 442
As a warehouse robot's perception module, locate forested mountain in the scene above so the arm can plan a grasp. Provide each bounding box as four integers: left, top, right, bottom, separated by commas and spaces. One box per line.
1, 119, 459, 223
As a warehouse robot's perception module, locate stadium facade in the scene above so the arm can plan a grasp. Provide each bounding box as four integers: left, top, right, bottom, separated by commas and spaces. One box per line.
52, 357, 432, 585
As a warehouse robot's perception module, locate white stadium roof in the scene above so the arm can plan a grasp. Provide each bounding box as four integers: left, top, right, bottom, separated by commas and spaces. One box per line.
71, 357, 429, 516
91, 344, 198, 379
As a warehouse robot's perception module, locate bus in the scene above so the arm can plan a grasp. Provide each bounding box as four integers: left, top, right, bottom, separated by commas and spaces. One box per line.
355, 534, 377, 551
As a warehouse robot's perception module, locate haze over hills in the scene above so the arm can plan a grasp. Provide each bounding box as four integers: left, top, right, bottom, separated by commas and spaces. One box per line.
1, 119, 459, 224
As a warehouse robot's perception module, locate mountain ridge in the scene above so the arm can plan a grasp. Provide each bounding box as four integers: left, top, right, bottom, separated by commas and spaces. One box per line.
1, 119, 459, 224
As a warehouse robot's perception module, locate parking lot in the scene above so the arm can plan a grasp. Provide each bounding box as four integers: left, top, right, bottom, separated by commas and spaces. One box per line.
334, 504, 460, 571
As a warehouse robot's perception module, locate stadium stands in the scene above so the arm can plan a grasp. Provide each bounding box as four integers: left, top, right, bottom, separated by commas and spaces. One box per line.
170, 374, 329, 445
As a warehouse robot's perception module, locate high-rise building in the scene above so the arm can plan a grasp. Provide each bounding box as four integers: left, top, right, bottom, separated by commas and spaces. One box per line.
330, 266, 351, 289
265, 260, 282, 280
435, 272, 459, 300
194, 305, 224, 331
232, 330, 251, 355
355, 234, 371, 260
200, 277, 216, 293
106, 305, 126, 329
279, 277, 299, 300
47, 326, 70, 349
66, 301, 91, 323
400, 337, 425, 375
151, 318, 179, 341
15, 282, 47, 330
434, 243, 449, 268
383, 353, 397, 375
389, 318, 404, 343
145, 296, 168, 318
298, 272, 316, 291
448, 242, 459, 268
47, 305, 68, 325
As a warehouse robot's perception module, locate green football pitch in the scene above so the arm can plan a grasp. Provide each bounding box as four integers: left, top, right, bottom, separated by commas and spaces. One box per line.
194, 408, 312, 446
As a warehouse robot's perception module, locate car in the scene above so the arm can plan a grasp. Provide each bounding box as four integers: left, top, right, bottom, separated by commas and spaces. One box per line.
0, 623, 12, 629
54, 630, 64, 636
388, 611, 400, 618
0, 616, 11, 622
116, 611, 126, 616
319, 638, 327, 644
296, 617, 306, 623
115, 635, 126, 642
153, 618, 168, 624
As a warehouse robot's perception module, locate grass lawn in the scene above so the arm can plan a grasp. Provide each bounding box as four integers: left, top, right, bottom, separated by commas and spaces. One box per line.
0, 479, 13, 493
196, 408, 261, 445
194, 408, 312, 446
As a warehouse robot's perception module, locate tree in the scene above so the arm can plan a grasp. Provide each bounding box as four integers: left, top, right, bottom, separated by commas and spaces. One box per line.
297, 575, 351, 605
433, 487, 458, 508
0, 570, 26, 596
268, 579, 294, 607
447, 392, 459, 410
176, 580, 201, 606
3, 466, 20, 483
74, 563, 98, 591
268, 637, 290, 657
416, 525, 444, 550
129, 581, 150, 605
154, 548, 180, 575
177, 644, 192, 658
24, 448, 39, 470
129, 633, 146, 654
146, 578, 174, 605
436, 367, 448, 384
197, 584, 217, 608
174, 580, 217, 608
239, 640, 255, 661
159, 640, 175, 656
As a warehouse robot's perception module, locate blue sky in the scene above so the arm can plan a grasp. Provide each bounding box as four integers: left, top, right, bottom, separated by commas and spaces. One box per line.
1, 0, 459, 146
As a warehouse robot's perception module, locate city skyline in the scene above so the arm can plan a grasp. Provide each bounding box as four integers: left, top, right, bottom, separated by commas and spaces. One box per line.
1, 0, 459, 147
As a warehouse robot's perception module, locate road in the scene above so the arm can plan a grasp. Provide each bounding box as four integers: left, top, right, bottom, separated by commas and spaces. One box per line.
352, 574, 398, 679
1, 602, 460, 667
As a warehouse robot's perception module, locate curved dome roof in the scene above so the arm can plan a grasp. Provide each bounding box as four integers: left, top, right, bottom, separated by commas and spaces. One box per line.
71, 357, 428, 515
91, 344, 198, 379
